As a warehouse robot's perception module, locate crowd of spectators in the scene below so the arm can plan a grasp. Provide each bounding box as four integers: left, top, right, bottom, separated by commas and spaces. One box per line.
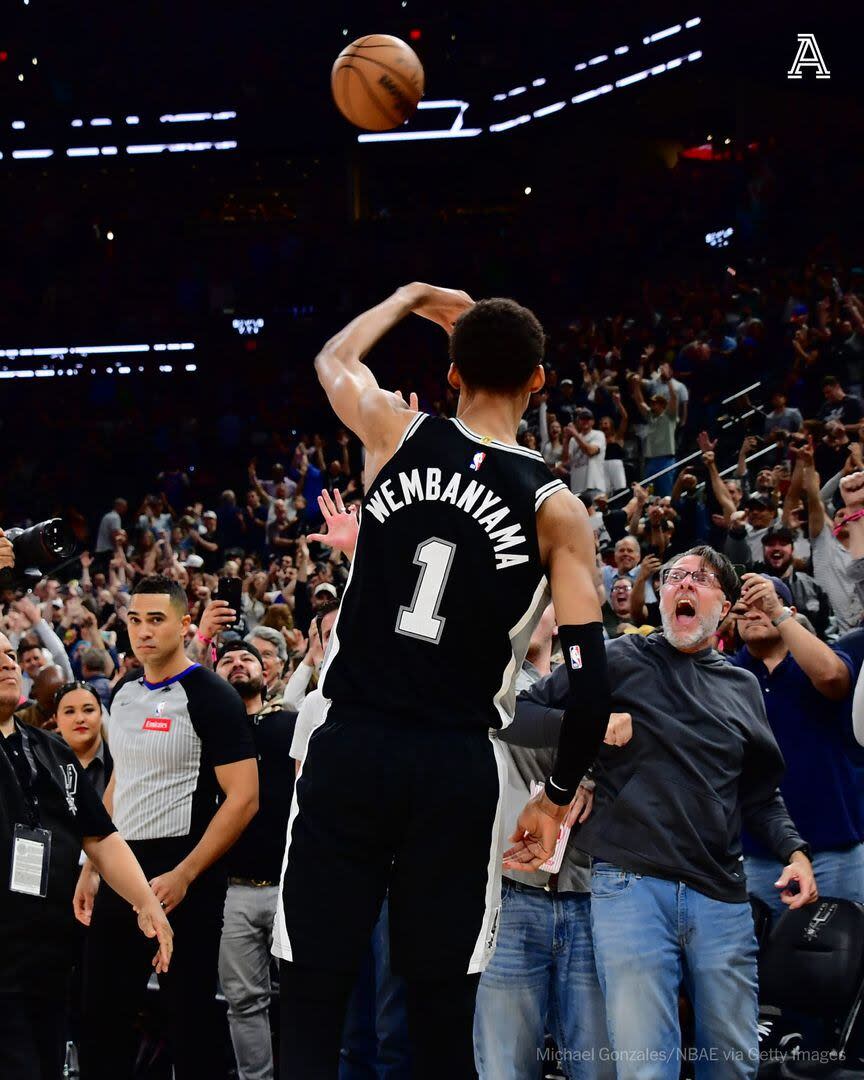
4, 253, 864, 1076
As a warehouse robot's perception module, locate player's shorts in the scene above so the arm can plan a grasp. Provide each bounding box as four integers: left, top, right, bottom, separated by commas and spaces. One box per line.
272, 704, 508, 979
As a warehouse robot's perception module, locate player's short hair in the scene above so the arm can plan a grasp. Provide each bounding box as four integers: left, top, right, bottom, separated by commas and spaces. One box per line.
131, 574, 188, 615
449, 298, 544, 393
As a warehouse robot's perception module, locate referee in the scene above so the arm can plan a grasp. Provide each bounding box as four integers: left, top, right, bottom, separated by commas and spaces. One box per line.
76, 575, 259, 1080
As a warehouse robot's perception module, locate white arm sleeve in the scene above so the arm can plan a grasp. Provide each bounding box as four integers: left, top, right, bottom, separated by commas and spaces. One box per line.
282, 661, 314, 712
33, 619, 73, 680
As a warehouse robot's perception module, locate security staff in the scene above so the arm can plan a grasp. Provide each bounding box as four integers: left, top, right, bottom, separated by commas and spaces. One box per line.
1, 652, 172, 1076
0, 530, 171, 1080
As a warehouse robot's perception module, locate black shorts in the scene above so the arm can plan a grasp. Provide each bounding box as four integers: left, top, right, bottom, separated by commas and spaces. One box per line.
273, 706, 507, 979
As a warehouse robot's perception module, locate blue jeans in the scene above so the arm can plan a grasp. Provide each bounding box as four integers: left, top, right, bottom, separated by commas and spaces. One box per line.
340, 900, 411, 1079
474, 881, 613, 1080
745, 843, 864, 917
644, 456, 676, 498
590, 864, 759, 1080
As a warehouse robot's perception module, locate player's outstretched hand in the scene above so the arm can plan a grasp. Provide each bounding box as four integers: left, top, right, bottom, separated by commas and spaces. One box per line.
406, 283, 474, 334
503, 788, 567, 873
307, 490, 360, 560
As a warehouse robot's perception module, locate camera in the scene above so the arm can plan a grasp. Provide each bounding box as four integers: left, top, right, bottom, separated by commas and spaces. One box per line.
0, 519, 77, 587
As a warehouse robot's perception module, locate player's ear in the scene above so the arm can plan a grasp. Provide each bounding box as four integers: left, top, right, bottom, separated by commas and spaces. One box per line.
528, 365, 546, 393
447, 363, 462, 391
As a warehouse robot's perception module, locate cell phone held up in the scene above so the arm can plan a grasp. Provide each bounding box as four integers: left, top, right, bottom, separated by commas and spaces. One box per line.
216, 577, 242, 628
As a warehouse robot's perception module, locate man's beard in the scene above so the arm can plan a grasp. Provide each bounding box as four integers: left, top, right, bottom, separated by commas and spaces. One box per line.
230, 674, 265, 701
660, 596, 725, 650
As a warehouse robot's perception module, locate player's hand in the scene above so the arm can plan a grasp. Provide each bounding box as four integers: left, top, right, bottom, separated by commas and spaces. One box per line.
503, 789, 567, 872
775, 853, 818, 910
405, 283, 474, 334
149, 866, 191, 915
307, 490, 359, 559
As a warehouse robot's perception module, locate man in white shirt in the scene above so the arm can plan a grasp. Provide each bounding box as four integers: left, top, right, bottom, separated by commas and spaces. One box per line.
564, 407, 606, 495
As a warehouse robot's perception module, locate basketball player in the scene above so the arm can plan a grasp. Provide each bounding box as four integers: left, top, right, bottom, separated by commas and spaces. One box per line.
275, 283, 611, 1079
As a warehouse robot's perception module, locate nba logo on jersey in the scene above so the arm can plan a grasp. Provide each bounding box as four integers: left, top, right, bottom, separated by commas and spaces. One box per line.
469, 451, 486, 472
569, 645, 583, 670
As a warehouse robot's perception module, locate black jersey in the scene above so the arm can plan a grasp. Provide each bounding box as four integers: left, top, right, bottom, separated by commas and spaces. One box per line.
320, 414, 567, 731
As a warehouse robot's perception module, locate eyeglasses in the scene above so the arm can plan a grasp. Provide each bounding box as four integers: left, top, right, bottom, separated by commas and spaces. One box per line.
661, 567, 720, 588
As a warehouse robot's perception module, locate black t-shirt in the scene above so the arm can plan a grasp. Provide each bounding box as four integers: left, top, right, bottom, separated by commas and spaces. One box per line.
201, 530, 225, 574
226, 706, 297, 881
0, 724, 115, 996
818, 394, 863, 428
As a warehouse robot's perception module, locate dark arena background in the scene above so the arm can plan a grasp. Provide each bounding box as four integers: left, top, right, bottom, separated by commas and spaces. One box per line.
3, 2, 864, 1079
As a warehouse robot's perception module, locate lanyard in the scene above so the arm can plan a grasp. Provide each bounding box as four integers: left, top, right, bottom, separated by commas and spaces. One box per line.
1, 725, 41, 828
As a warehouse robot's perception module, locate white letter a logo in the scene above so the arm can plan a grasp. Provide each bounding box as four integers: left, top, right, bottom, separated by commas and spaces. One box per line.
787, 34, 831, 79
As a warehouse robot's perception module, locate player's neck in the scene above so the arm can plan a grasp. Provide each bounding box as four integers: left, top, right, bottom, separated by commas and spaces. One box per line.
142, 648, 195, 685
456, 393, 523, 446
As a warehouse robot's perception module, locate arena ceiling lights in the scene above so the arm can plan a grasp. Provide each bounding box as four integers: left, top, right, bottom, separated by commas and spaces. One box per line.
358, 16, 703, 144
0, 110, 239, 163
0, 341, 197, 379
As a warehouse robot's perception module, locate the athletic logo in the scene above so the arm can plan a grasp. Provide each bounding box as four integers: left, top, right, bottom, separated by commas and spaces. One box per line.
787, 34, 830, 79
469, 451, 486, 472
569, 644, 583, 670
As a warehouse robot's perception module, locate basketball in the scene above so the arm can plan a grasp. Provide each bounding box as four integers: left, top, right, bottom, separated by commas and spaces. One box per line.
331, 34, 425, 132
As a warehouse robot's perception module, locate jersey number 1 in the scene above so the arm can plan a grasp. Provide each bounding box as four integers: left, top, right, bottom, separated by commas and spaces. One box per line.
397, 538, 456, 644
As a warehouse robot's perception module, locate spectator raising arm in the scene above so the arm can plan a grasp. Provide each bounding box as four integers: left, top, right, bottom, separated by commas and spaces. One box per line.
703, 451, 738, 525
739, 574, 850, 700
14, 596, 73, 680
800, 445, 830, 540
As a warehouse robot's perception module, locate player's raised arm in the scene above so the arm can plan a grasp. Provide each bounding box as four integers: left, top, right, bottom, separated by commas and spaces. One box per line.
504, 490, 610, 871
314, 282, 473, 462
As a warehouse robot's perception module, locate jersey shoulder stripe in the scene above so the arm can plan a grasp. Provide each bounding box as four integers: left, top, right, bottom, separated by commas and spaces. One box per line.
535, 479, 568, 511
